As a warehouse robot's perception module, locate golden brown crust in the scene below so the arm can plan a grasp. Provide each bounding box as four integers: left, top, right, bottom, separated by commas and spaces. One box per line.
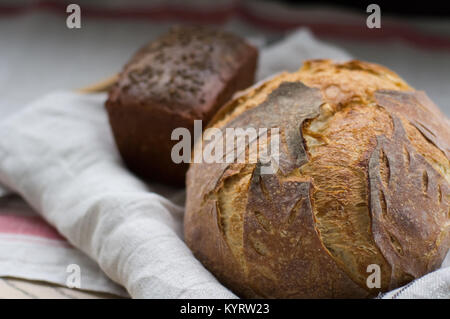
300, 104, 394, 292
243, 167, 368, 298
369, 115, 450, 288
185, 82, 368, 298
106, 26, 258, 185
374, 90, 450, 181
184, 59, 450, 298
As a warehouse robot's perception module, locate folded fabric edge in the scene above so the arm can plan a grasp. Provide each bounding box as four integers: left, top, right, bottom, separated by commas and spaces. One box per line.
0, 184, 11, 198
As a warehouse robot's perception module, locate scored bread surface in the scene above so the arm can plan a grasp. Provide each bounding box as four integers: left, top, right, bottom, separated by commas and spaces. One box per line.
184, 59, 450, 298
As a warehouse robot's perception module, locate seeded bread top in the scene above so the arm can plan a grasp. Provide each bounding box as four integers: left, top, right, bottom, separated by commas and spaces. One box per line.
107, 25, 258, 120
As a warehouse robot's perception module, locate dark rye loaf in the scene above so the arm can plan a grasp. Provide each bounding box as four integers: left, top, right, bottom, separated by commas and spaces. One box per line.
106, 26, 258, 185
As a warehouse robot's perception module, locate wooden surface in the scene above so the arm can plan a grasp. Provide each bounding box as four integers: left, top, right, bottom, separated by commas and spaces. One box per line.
0, 277, 122, 299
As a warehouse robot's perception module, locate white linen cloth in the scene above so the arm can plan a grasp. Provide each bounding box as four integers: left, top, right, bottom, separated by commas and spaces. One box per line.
0, 28, 448, 298
380, 262, 450, 299
0, 92, 236, 298
0, 195, 129, 297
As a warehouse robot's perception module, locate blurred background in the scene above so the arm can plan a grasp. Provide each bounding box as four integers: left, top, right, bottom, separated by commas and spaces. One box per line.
1, 0, 449, 117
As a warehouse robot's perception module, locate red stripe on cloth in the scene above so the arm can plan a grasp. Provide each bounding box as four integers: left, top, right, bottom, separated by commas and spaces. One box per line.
0, 214, 66, 241
0, 1, 450, 50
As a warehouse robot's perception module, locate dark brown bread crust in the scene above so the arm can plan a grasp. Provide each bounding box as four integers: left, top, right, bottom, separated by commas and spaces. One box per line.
184, 60, 450, 298
106, 26, 258, 185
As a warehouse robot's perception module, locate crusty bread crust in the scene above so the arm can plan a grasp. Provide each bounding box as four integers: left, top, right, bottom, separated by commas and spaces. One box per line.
184, 60, 450, 298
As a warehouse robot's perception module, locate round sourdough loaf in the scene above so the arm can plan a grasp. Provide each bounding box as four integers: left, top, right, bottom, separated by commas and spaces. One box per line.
184, 59, 450, 298
106, 26, 258, 186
